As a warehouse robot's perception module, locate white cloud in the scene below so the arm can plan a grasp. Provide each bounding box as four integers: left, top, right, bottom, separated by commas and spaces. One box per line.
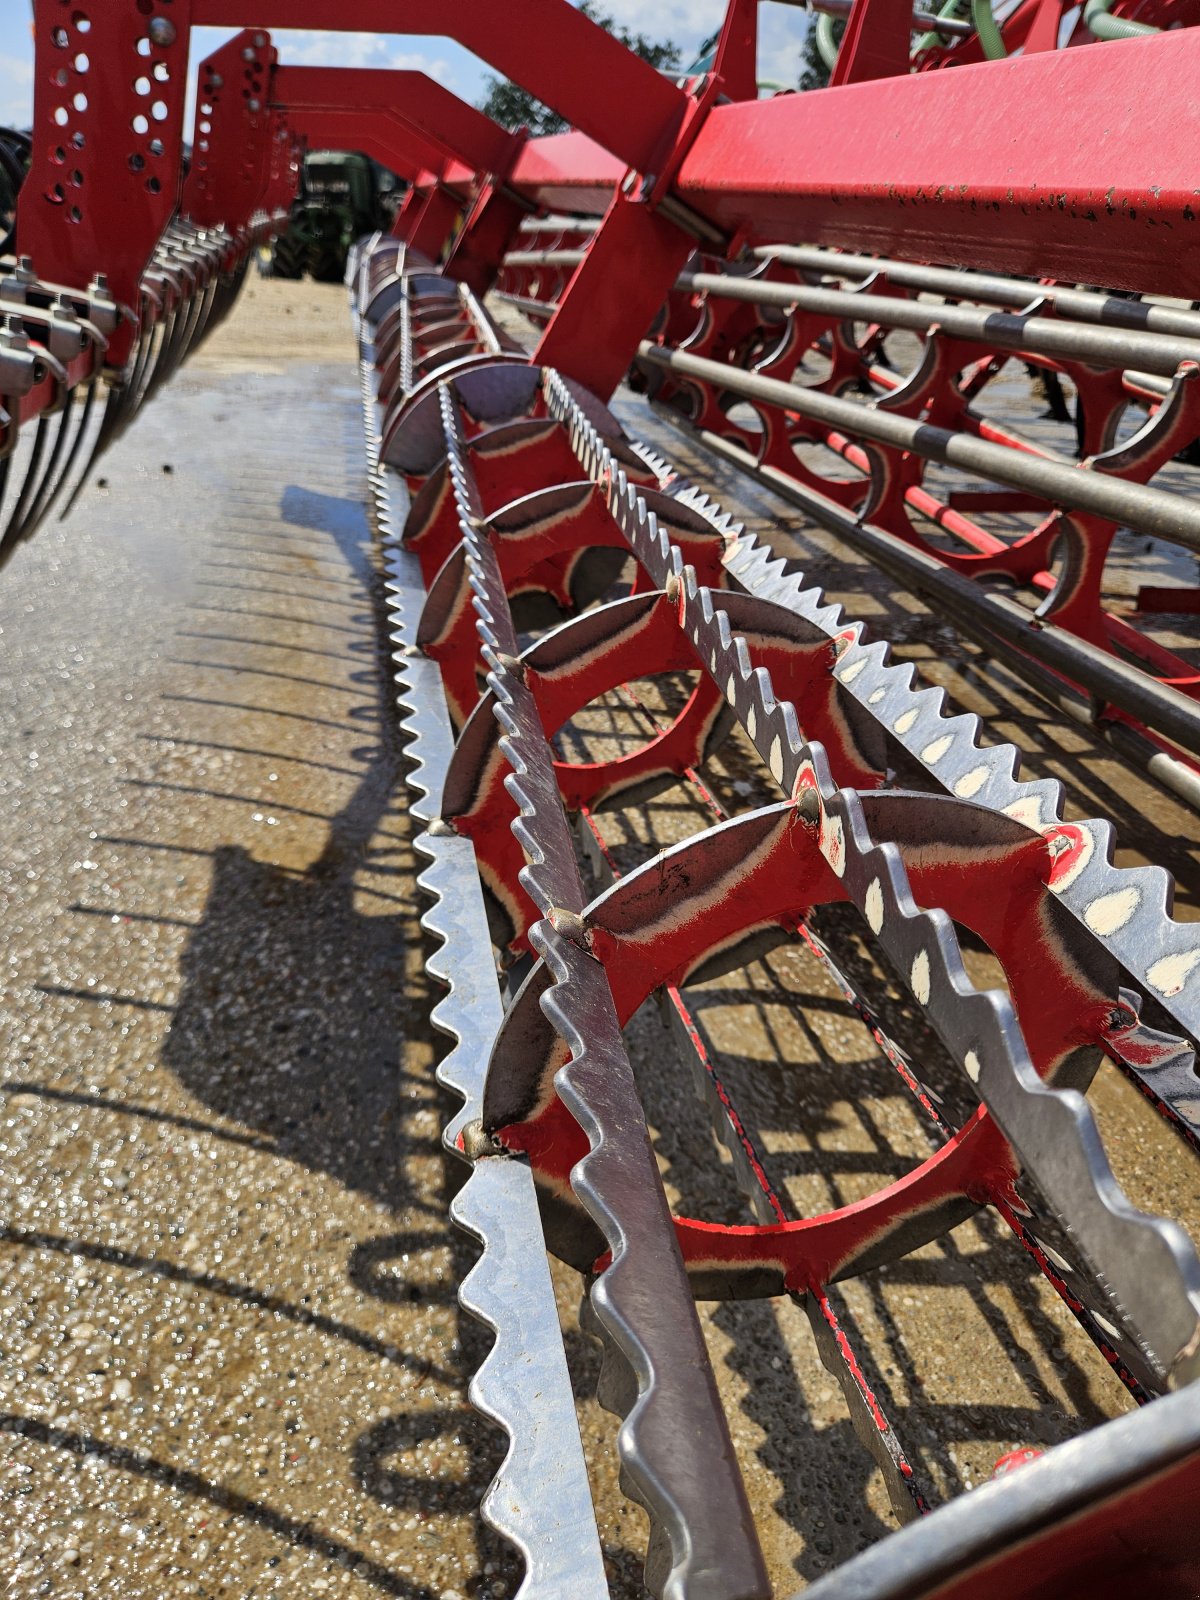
569, 1, 806, 88
186, 28, 473, 138
253, 29, 450, 77
0, 48, 32, 129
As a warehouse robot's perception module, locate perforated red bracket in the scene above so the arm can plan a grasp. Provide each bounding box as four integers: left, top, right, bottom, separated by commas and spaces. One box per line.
182, 29, 279, 233
260, 111, 301, 221
18, 0, 194, 370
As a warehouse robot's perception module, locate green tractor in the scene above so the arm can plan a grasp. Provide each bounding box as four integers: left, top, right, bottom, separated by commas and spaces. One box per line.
270, 150, 401, 283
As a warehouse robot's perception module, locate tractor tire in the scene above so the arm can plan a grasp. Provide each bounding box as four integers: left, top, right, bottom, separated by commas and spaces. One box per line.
271, 232, 306, 281
308, 239, 348, 284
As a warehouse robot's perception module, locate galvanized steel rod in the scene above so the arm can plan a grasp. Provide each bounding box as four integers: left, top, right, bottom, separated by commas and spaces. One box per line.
679, 269, 1200, 380
502, 249, 589, 269
518, 216, 600, 235
754, 244, 1200, 342
502, 247, 1200, 364
847, 521, 1200, 760
656, 416, 1200, 762
636, 340, 1200, 551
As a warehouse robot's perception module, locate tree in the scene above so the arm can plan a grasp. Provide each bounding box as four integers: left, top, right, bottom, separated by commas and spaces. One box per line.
797, 14, 842, 92
477, 1, 682, 137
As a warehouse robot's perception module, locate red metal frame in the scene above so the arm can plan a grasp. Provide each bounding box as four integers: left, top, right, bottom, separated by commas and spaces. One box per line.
672, 33, 1200, 295
24, 0, 1198, 387
20, 1, 195, 368
284, 110, 426, 183
183, 30, 279, 232
10, 6, 1200, 1584
190, 0, 689, 176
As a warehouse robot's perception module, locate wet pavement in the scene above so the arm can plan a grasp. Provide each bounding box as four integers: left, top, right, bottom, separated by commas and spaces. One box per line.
1, 279, 1199, 1599
0, 284, 513, 1600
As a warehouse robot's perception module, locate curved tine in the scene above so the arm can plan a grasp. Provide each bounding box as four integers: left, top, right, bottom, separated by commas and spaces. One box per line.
19, 379, 96, 543
107, 316, 162, 447
127, 313, 169, 421
195, 267, 233, 348
0, 414, 49, 562
164, 275, 216, 380
9, 398, 73, 548
182, 268, 222, 359
152, 266, 209, 393
146, 305, 189, 401
142, 296, 184, 399
0, 450, 12, 547
115, 315, 160, 433
57, 378, 124, 523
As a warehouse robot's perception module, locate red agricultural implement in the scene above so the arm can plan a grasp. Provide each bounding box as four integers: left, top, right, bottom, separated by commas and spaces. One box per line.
7, 2, 1200, 1595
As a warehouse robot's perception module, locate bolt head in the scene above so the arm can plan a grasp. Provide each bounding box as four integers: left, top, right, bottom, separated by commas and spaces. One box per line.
148, 17, 177, 47
797, 787, 822, 825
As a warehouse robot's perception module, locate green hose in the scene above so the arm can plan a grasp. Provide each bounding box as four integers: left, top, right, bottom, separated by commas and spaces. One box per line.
815, 11, 841, 70
916, 0, 965, 54
970, 0, 1009, 57
819, 0, 1005, 71
1083, 0, 1158, 38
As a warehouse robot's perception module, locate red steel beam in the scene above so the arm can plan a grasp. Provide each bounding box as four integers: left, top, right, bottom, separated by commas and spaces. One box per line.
190, 0, 689, 175
272, 67, 515, 176
507, 132, 625, 218
672, 31, 1200, 297
286, 109, 428, 182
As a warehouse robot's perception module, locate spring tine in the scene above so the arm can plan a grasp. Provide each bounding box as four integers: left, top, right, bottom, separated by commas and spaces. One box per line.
57, 378, 125, 523
44, 376, 100, 525
0, 413, 48, 567
12, 390, 76, 546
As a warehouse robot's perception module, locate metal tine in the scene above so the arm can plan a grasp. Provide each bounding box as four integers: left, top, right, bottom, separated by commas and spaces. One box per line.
436, 373, 772, 1600
56, 304, 161, 519
123, 306, 170, 427
53, 377, 105, 524
10, 374, 94, 547
56, 378, 125, 524
0, 414, 47, 567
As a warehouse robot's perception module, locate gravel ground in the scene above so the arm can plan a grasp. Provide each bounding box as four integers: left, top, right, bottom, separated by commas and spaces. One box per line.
1, 275, 1199, 1600
0, 280, 513, 1600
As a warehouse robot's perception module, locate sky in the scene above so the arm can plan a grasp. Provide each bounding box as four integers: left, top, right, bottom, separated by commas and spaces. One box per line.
0, 0, 808, 131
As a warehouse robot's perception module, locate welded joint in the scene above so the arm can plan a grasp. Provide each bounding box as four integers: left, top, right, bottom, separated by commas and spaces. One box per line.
461, 1118, 509, 1161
